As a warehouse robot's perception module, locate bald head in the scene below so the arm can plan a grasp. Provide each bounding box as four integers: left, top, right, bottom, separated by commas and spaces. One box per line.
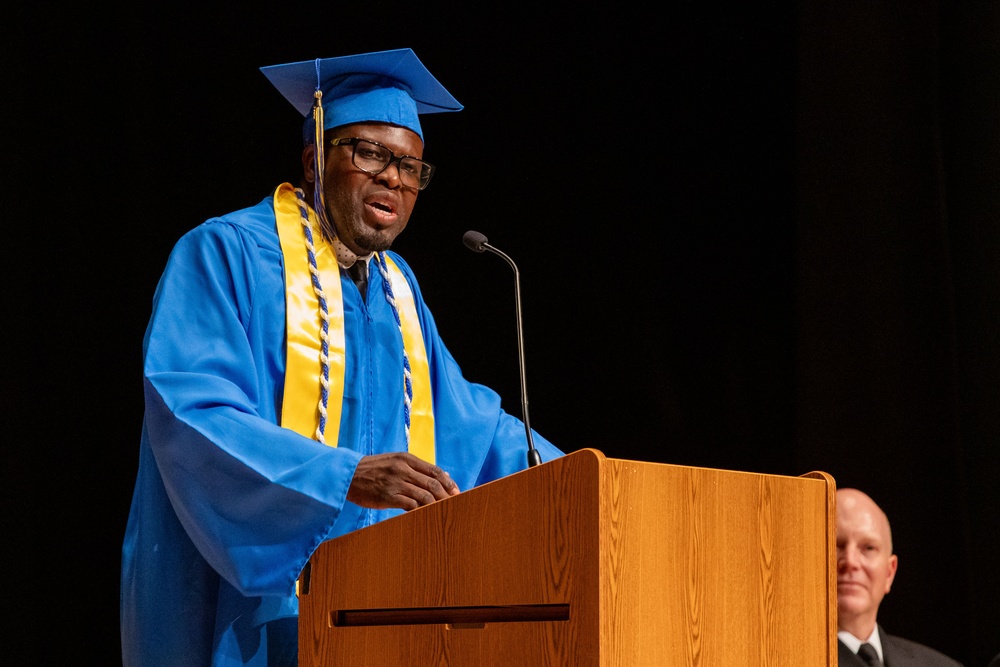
837, 488, 893, 551
835, 487, 898, 639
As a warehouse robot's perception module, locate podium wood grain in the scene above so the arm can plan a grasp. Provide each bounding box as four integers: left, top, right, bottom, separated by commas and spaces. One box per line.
298, 448, 836, 666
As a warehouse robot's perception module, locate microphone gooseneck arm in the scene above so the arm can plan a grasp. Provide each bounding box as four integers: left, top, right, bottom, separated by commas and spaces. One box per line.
462, 231, 542, 467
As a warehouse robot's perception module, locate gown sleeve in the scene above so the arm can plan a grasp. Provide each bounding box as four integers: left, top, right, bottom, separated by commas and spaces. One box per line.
142, 218, 363, 597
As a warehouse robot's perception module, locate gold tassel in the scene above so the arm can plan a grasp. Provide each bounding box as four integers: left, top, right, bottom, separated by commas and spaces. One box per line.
312, 89, 334, 241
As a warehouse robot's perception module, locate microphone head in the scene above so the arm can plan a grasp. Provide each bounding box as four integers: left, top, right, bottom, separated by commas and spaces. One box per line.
462, 230, 488, 252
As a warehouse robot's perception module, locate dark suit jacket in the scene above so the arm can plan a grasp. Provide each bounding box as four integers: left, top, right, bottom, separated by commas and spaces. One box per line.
838, 626, 964, 667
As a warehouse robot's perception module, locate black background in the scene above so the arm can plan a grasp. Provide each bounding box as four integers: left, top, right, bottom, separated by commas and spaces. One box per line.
5, 2, 999, 665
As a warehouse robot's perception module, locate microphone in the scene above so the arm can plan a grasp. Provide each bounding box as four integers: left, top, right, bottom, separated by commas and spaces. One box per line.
462, 230, 542, 467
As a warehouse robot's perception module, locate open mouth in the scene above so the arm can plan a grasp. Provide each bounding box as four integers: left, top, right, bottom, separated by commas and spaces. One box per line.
362, 197, 398, 227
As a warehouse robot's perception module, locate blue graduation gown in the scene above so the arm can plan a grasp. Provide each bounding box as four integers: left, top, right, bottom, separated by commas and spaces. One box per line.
120, 192, 563, 666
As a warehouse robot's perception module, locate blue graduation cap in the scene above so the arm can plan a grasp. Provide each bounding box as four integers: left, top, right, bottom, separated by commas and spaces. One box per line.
260, 48, 463, 143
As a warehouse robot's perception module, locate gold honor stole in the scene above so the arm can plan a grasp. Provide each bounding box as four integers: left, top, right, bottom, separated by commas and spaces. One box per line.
273, 183, 435, 463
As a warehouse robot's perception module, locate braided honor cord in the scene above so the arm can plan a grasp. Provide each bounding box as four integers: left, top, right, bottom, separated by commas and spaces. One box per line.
294, 188, 333, 443
373, 251, 413, 444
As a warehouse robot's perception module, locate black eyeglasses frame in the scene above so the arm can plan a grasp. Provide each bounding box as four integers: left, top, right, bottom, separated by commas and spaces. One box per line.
329, 137, 435, 190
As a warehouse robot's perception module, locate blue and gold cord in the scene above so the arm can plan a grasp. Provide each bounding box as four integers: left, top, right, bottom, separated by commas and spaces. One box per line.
294, 188, 332, 443
374, 252, 413, 444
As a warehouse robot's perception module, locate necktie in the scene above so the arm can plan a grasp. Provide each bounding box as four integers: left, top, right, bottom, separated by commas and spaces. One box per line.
857, 643, 883, 666
348, 260, 368, 301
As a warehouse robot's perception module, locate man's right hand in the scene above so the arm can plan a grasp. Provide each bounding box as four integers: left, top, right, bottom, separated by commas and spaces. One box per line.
346, 452, 461, 511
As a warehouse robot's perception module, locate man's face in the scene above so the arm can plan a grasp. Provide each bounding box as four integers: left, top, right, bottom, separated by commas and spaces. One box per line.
836, 489, 898, 630
314, 122, 424, 256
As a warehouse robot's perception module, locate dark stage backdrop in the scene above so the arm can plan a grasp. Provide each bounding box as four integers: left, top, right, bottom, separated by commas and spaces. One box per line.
5, 2, 997, 665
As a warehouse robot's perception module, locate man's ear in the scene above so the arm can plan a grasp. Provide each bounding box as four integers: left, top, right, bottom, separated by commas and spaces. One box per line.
884, 554, 899, 594
302, 143, 317, 184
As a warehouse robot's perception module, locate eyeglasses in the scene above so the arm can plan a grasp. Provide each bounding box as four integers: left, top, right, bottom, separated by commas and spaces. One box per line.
329, 137, 436, 190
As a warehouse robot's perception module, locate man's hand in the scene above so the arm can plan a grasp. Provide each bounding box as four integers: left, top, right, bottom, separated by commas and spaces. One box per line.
347, 452, 461, 510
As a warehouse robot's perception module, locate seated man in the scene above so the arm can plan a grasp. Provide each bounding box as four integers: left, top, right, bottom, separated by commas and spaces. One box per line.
836, 487, 963, 667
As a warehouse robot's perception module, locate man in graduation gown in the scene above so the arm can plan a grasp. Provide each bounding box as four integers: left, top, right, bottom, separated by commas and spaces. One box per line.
120, 48, 564, 667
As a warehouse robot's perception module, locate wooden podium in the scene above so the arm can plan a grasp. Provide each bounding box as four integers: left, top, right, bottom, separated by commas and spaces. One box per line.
298, 448, 837, 666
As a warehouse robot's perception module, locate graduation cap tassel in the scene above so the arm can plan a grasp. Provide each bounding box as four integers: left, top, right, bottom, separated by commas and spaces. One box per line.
311, 61, 334, 241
